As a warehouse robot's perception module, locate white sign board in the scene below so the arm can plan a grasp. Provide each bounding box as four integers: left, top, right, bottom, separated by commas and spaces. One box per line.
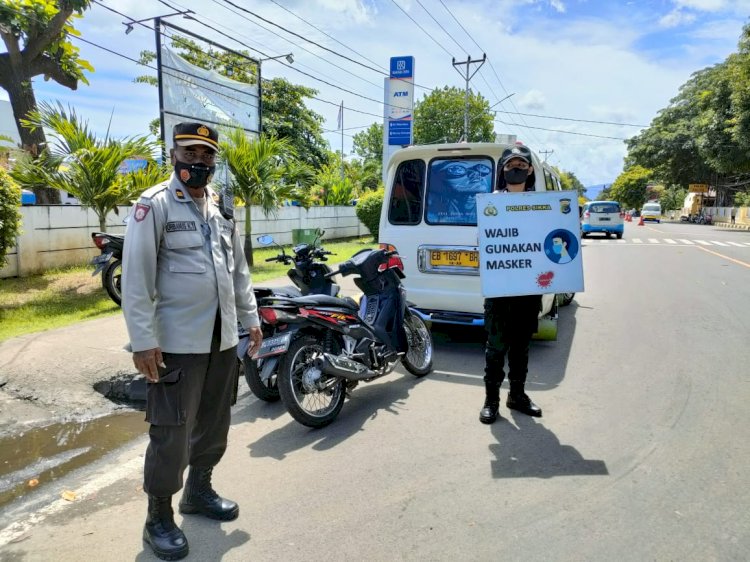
476, 190, 584, 297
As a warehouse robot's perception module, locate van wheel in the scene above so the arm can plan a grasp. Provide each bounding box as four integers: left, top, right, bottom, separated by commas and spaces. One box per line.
616, 233, 623, 239
581, 233, 588, 239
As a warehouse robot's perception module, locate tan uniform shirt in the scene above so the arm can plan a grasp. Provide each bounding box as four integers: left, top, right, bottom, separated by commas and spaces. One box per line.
122, 174, 259, 354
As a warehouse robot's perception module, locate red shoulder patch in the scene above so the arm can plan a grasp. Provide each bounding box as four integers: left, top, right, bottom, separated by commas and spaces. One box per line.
134, 203, 151, 222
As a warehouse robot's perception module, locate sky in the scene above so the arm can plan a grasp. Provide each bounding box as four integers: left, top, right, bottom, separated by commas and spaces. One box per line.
2, 0, 749, 187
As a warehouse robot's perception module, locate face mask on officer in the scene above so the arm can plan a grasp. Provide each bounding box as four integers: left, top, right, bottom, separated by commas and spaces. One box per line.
172, 147, 216, 189
503, 164, 531, 185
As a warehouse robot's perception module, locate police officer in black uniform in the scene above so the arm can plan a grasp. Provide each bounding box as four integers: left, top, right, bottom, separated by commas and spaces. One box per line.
122, 122, 263, 560
480, 145, 543, 424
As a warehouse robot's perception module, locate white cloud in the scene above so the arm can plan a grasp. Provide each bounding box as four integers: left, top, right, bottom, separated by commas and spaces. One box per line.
659, 9, 697, 28
673, 0, 726, 11
518, 90, 546, 111
550, 0, 566, 13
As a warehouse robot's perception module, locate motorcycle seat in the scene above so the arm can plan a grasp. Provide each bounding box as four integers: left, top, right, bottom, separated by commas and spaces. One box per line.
280, 294, 360, 311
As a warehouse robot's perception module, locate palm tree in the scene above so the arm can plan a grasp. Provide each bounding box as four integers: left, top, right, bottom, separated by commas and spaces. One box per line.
14, 102, 163, 231
220, 130, 312, 265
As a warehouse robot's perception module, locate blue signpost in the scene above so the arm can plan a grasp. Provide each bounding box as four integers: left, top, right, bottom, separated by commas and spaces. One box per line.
387, 56, 415, 146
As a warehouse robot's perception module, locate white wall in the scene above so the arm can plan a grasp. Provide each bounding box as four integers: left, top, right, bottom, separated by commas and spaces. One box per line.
1, 204, 370, 278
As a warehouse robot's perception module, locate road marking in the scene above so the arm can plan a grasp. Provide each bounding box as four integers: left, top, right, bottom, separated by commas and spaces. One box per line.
0, 455, 143, 547
664, 238, 677, 244
710, 241, 730, 247
632, 238, 643, 243
433, 369, 481, 380
695, 246, 750, 268
695, 240, 711, 245
679, 239, 694, 245
727, 241, 746, 247
648, 238, 660, 244
744, 242, 750, 247
617, 239, 627, 243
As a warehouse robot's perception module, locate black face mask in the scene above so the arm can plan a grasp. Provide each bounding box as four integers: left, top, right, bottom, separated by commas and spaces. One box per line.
175, 161, 215, 188
503, 167, 529, 186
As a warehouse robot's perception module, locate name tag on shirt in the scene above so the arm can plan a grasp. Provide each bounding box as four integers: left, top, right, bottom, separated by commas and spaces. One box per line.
166, 221, 197, 232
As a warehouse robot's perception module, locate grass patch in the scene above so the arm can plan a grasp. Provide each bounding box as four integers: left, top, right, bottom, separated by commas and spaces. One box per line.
0, 236, 376, 342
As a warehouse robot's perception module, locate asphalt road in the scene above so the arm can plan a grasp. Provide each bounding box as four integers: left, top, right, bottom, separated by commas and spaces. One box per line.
1, 221, 749, 561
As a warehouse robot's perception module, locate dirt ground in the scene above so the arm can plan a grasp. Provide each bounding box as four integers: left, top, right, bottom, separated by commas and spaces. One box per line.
0, 314, 137, 439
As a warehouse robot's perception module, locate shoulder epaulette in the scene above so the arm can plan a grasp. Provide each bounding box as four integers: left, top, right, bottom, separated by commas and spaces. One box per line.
139, 181, 170, 201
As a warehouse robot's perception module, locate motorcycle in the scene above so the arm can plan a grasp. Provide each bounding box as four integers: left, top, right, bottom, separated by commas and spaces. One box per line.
258, 247, 434, 428
90, 232, 125, 306
237, 231, 340, 402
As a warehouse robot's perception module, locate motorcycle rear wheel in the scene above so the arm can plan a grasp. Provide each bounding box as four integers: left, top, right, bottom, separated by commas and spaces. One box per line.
244, 357, 280, 402
278, 334, 345, 428
402, 313, 433, 377
103, 259, 122, 306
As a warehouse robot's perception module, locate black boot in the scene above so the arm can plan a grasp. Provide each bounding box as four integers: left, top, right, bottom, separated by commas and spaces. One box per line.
507, 389, 542, 417
143, 495, 189, 561
179, 466, 239, 521
479, 382, 500, 424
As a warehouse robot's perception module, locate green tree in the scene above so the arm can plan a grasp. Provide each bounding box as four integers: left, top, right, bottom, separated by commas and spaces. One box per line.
352, 123, 383, 164
0, 0, 94, 203
0, 167, 22, 268
413, 86, 495, 144
355, 188, 384, 241
660, 185, 687, 212
609, 165, 652, 209
15, 102, 162, 231
220, 130, 309, 265
136, 41, 329, 168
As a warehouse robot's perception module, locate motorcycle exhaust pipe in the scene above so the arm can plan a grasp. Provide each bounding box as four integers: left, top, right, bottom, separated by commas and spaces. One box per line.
314, 353, 377, 381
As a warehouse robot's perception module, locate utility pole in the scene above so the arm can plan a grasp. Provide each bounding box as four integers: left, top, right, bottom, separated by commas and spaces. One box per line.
452, 53, 486, 142
539, 149, 554, 162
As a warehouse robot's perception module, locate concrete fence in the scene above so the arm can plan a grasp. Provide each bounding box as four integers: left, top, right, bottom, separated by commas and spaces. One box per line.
1, 204, 371, 278
665, 206, 749, 225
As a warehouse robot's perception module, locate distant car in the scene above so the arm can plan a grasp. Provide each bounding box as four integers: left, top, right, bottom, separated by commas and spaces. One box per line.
580, 200, 624, 239
641, 202, 662, 223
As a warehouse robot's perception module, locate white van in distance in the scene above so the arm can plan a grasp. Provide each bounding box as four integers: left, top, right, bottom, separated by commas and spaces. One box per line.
378, 142, 574, 339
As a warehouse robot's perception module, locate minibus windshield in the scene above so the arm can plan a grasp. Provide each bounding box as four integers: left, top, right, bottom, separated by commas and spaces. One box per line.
425, 157, 494, 225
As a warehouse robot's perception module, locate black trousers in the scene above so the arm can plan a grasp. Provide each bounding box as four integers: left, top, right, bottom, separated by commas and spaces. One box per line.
143, 314, 238, 497
483, 295, 541, 390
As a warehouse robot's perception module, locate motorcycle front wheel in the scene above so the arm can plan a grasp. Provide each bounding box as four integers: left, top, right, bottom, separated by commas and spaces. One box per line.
102, 259, 122, 306
402, 312, 433, 377
244, 357, 280, 402
278, 334, 345, 428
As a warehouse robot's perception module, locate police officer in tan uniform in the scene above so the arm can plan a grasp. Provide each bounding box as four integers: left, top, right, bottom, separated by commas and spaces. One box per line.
122, 122, 262, 560
480, 145, 543, 424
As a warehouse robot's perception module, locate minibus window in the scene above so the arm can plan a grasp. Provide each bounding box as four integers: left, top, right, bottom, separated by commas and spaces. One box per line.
425, 157, 494, 225
388, 159, 426, 225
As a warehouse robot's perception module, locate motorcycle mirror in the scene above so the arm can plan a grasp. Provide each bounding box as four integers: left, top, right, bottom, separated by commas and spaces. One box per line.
257, 234, 274, 246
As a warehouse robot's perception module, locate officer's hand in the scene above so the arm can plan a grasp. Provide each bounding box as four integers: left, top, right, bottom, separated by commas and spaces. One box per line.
133, 348, 165, 382
247, 327, 263, 357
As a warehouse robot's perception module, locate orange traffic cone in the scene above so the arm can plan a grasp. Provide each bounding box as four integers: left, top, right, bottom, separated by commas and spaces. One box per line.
638, 215, 644, 226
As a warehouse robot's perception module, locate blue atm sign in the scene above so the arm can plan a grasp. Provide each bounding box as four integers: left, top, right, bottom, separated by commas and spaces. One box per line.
390, 56, 414, 79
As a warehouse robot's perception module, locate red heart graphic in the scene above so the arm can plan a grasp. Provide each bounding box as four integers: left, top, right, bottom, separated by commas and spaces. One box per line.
536, 271, 554, 288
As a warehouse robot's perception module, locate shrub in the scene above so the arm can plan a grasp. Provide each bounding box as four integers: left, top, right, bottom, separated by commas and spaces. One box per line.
355, 188, 384, 240
0, 168, 22, 268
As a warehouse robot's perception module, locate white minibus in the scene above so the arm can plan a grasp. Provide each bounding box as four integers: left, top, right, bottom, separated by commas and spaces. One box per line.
378, 142, 573, 339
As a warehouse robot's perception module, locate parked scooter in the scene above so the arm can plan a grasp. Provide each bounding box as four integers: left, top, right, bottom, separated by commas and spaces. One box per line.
90, 232, 125, 306
237, 231, 340, 402
258, 247, 433, 428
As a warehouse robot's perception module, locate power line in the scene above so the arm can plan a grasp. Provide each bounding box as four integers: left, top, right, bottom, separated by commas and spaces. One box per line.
265, 0, 388, 74
414, 0, 468, 56
217, 0, 387, 76
495, 110, 648, 128
389, 0, 455, 58
493, 118, 630, 141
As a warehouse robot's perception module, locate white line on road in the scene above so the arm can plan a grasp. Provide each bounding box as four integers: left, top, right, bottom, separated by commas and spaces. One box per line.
664, 239, 677, 244
679, 239, 695, 245
710, 241, 730, 247
632, 238, 643, 243
0, 455, 143, 547
648, 238, 660, 244
695, 240, 712, 246
727, 242, 746, 247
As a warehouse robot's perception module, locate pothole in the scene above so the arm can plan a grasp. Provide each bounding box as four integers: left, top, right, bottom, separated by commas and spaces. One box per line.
93, 373, 147, 407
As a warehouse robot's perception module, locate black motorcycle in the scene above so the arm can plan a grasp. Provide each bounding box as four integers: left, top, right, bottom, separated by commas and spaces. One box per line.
258, 248, 433, 428
90, 232, 125, 306
237, 232, 339, 402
